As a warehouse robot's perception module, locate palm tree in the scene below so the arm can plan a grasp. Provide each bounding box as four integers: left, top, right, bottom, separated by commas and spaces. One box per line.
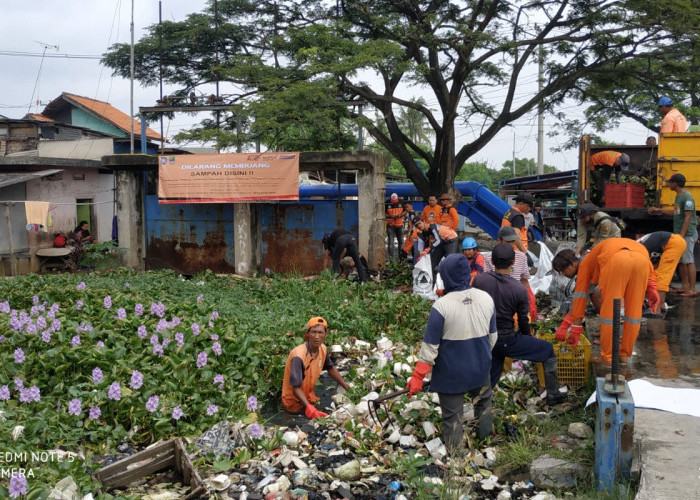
398, 97, 432, 147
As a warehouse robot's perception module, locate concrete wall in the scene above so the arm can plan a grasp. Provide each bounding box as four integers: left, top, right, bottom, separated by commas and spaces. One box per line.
38, 139, 114, 160
26, 168, 115, 242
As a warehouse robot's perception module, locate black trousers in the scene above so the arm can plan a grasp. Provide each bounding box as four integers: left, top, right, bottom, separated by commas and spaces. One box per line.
331, 234, 368, 282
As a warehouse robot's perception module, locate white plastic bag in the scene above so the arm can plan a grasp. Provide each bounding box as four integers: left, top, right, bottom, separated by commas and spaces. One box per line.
529, 244, 554, 295
413, 254, 437, 300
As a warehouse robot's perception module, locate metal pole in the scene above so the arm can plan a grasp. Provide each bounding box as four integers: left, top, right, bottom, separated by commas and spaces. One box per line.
537, 44, 544, 174
611, 297, 621, 391
4, 204, 17, 276
357, 104, 363, 151
129, 0, 135, 154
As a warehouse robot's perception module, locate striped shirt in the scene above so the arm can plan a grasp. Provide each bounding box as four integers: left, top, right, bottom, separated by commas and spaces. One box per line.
484, 249, 530, 282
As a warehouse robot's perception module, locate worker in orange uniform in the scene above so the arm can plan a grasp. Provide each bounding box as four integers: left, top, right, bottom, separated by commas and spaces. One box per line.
422, 195, 442, 224
461, 237, 485, 281
415, 219, 459, 280
552, 239, 659, 364
501, 192, 533, 253
438, 193, 459, 231
639, 231, 686, 312
658, 96, 688, 134
281, 317, 350, 418
386, 193, 405, 260
589, 151, 630, 206
400, 202, 417, 261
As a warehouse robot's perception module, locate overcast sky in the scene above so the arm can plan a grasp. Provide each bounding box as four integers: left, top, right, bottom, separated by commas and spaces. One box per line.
1, 1, 658, 173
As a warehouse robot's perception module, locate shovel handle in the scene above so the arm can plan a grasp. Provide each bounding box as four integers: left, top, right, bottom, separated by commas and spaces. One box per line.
371, 381, 430, 404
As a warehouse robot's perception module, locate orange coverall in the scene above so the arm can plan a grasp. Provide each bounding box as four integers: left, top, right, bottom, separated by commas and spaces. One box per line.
651, 233, 686, 293
572, 238, 654, 361
502, 206, 529, 251
660, 108, 688, 133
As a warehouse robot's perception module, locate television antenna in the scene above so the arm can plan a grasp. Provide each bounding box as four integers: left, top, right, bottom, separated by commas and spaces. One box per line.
27, 41, 59, 114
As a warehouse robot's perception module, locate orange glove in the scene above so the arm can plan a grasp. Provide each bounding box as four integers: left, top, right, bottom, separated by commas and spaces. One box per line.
407, 361, 431, 396
555, 314, 572, 341
305, 404, 328, 419
646, 280, 660, 313
566, 325, 584, 347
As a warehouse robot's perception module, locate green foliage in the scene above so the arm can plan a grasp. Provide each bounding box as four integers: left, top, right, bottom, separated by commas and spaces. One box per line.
456, 158, 559, 192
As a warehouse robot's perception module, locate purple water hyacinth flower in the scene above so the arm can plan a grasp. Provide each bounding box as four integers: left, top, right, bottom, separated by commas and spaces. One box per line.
14, 378, 23, 390
191, 323, 200, 336
162, 338, 171, 348
92, 367, 104, 384
89, 406, 101, 420
116, 308, 127, 320
150, 334, 159, 345
152, 344, 164, 357
196, 351, 208, 368
67, 398, 82, 416
96, 341, 105, 348
146, 395, 159, 413
213, 374, 224, 389
135, 303, 144, 315
41, 330, 51, 343
26, 324, 37, 335
71, 335, 81, 346
172, 406, 183, 420
46, 309, 56, 320
0, 335, 5, 342
108, 382, 121, 401
247, 395, 258, 412
196, 294, 204, 304
175, 332, 184, 347
14, 348, 25, 364
0, 385, 10, 400
130, 370, 143, 389
208, 321, 214, 328
171, 316, 181, 326
20, 386, 40, 403
0, 301, 10, 313
77, 322, 93, 332
37, 316, 47, 329
137, 325, 147, 339
212, 342, 222, 356
103, 295, 112, 309
211, 310, 219, 320
206, 404, 218, 416
76, 281, 86, 290
76, 300, 84, 310
250, 423, 263, 439
51, 318, 61, 331
50, 303, 59, 313
32, 295, 39, 304
10, 317, 21, 331
150, 301, 165, 318
384, 351, 393, 360
210, 333, 219, 341
156, 319, 168, 333
9, 473, 28, 498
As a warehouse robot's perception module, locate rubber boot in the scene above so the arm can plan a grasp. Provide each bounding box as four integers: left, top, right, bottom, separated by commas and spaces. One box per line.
543, 356, 566, 406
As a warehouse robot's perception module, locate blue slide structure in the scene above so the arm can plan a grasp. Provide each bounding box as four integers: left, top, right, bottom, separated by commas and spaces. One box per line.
299, 180, 541, 242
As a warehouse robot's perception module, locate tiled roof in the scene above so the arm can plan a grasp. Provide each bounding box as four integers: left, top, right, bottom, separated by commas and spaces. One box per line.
25, 113, 54, 122
62, 93, 164, 142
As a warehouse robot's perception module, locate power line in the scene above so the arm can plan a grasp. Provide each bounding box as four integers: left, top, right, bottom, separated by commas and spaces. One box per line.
0, 50, 101, 60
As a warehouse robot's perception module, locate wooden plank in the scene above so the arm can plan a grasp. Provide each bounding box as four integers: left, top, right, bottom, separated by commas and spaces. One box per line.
101, 453, 175, 488
94, 439, 175, 479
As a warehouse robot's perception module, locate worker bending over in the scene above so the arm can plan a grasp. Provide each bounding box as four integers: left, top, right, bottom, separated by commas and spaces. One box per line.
639, 231, 686, 311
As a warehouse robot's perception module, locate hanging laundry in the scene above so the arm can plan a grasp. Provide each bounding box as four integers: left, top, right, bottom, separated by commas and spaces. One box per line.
25, 201, 50, 227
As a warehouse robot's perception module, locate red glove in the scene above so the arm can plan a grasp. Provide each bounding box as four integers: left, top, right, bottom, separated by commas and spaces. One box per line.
407, 361, 431, 396
305, 404, 328, 419
555, 314, 572, 341
566, 325, 584, 347
647, 280, 660, 313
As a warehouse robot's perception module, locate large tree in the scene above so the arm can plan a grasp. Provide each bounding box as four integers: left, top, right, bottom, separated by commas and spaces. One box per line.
104, 0, 673, 197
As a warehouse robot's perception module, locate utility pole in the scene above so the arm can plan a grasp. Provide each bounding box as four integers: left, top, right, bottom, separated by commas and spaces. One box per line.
537, 44, 545, 174
129, 0, 135, 154
512, 129, 516, 176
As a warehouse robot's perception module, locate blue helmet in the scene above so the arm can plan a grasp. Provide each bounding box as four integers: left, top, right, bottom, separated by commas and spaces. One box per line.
658, 96, 673, 107
461, 237, 478, 250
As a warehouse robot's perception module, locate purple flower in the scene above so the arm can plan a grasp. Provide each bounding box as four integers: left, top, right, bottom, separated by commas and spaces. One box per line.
20, 386, 40, 403
14, 348, 25, 364
92, 367, 104, 384
206, 404, 218, 416
250, 423, 263, 439
156, 319, 168, 333
212, 341, 222, 356
162, 338, 171, 348
196, 294, 204, 304
67, 398, 82, 416
76, 300, 84, 310
152, 344, 164, 357
150, 301, 165, 318
0, 301, 10, 313
71, 335, 81, 347
150, 334, 159, 345
135, 303, 144, 315
89, 406, 101, 420
211, 310, 219, 320
0, 335, 5, 342
172, 406, 183, 420
384, 351, 393, 360
41, 330, 51, 343
116, 308, 127, 320
146, 395, 159, 413
175, 332, 184, 347
51, 318, 61, 331
103, 295, 112, 309
208, 321, 214, 328
77, 281, 86, 290
77, 322, 93, 332
210, 333, 219, 341
130, 370, 143, 390
196, 351, 208, 369
26, 324, 37, 335
32, 295, 39, 304
0, 385, 10, 400
9, 473, 28, 498
191, 323, 200, 336
36, 316, 47, 329
137, 325, 147, 339
96, 341, 105, 349
213, 374, 224, 389
247, 395, 258, 412
14, 378, 23, 390
108, 382, 121, 401
171, 316, 181, 327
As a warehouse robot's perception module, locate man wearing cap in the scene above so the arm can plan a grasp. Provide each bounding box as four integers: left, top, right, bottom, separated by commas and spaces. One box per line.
574, 202, 621, 257
406, 254, 497, 450
322, 229, 368, 283
386, 193, 405, 260
501, 192, 533, 253
589, 150, 630, 205
422, 195, 442, 224
473, 244, 565, 405
438, 193, 460, 231
649, 173, 698, 296
658, 96, 688, 134
281, 317, 351, 418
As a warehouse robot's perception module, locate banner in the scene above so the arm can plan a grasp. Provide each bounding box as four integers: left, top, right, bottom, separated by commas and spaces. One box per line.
158, 152, 299, 204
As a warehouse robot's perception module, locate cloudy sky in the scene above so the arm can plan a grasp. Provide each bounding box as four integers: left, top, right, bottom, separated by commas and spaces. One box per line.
1, 0, 657, 172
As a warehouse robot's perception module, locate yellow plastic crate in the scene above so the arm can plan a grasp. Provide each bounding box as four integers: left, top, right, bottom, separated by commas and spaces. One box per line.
535, 333, 591, 387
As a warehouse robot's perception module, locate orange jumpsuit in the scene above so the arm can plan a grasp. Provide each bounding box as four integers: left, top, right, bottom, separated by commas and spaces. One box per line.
651, 234, 686, 293
502, 206, 529, 251
422, 204, 441, 224
660, 108, 688, 133
439, 205, 459, 231
572, 238, 654, 361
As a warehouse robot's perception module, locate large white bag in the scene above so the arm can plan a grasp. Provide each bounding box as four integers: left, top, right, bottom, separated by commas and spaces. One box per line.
529, 244, 554, 294
413, 254, 437, 300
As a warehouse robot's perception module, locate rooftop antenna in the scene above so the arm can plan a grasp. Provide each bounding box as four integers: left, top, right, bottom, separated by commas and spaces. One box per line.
28, 41, 58, 115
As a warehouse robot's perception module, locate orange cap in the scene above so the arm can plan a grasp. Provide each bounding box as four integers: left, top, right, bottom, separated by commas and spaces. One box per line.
306, 316, 328, 331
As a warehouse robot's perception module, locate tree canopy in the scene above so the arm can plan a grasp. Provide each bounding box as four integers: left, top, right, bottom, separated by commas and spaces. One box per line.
103, 0, 677, 197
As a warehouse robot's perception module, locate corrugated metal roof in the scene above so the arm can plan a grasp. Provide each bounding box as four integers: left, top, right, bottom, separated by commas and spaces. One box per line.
58, 93, 164, 142
25, 113, 54, 122
0, 169, 63, 189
